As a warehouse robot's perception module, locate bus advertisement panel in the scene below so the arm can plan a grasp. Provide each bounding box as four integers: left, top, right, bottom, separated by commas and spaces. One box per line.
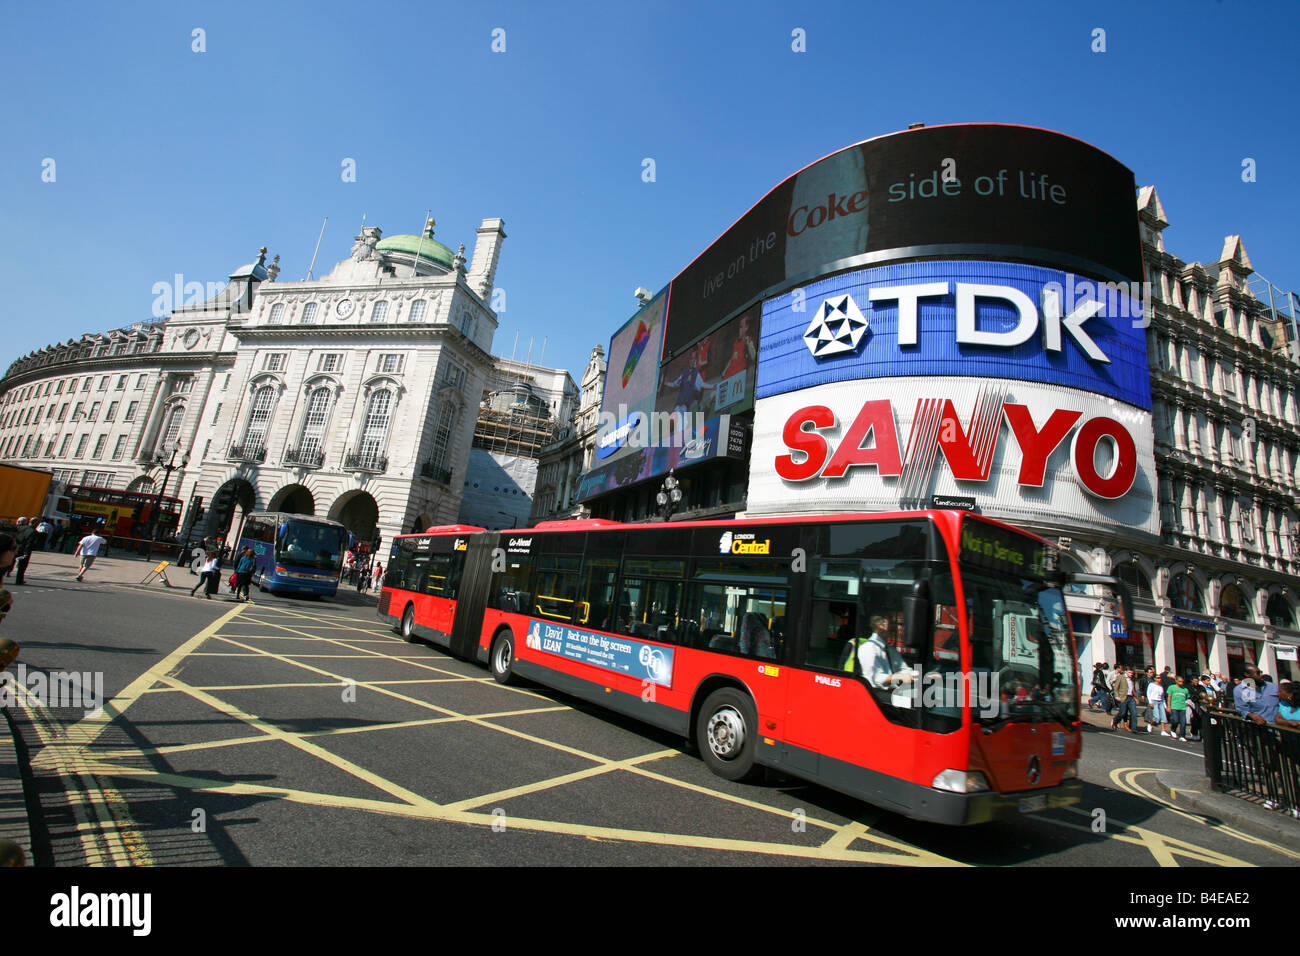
378, 510, 1116, 825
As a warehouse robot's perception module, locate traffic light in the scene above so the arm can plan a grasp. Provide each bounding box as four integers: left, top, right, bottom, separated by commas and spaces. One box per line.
211, 489, 236, 533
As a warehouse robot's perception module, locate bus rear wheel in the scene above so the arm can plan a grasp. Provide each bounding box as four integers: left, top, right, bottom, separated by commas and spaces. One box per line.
490, 629, 518, 685
400, 604, 416, 641
697, 688, 762, 783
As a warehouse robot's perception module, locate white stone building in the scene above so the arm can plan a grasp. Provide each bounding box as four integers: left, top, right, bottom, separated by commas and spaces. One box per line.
1065, 187, 1300, 683
0, 216, 508, 552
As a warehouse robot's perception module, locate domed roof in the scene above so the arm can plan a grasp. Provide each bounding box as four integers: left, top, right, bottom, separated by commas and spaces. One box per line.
375, 232, 454, 269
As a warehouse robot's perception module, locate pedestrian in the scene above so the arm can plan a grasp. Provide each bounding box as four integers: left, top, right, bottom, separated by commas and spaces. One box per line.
34, 518, 51, 552
1160, 665, 1175, 692
1111, 669, 1138, 732
1147, 675, 1168, 735
234, 547, 256, 602
355, 559, 369, 593
11, 518, 36, 585
372, 562, 383, 591
0, 533, 15, 625
1234, 664, 1280, 725
1089, 663, 1110, 712
73, 526, 108, 582
191, 550, 219, 598
1276, 681, 1300, 730
1167, 675, 1190, 741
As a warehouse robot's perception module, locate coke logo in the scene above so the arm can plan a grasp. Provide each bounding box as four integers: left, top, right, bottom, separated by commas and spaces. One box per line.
787, 190, 868, 237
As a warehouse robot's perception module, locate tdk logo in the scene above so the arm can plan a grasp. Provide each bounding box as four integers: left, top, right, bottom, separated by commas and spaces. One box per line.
806, 281, 1112, 364
804, 294, 870, 357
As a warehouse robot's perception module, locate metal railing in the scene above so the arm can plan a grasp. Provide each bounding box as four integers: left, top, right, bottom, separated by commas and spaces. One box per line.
228, 442, 266, 463
344, 450, 387, 474
420, 461, 451, 483
1203, 707, 1300, 815
283, 446, 324, 468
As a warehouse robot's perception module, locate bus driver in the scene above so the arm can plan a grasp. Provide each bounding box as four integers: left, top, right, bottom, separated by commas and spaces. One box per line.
846, 615, 917, 703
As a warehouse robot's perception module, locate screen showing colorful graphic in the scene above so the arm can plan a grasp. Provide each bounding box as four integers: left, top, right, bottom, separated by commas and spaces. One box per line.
582, 306, 759, 500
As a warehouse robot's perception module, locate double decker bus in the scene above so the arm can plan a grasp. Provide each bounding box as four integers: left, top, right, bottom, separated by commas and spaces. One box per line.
67, 484, 183, 548
378, 511, 1131, 825
238, 512, 349, 596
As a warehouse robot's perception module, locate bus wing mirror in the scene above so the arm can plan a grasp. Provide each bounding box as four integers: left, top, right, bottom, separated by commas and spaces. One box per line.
903, 579, 931, 651
1066, 573, 1134, 634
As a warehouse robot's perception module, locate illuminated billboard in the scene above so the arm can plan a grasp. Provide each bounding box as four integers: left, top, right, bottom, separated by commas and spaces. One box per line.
662, 124, 1143, 362
595, 291, 667, 464
581, 306, 759, 501
746, 260, 1157, 534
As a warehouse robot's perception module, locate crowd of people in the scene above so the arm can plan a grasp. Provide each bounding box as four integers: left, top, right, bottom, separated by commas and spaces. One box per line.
1089, 661, 1297, 740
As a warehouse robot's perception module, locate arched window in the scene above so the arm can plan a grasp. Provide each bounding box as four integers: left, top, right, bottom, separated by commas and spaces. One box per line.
1219, 583, 1250, 621
1115, 561, 1152, 600
241, 386, 276, 454
268, 303, 285, 325
155, 404, 185, 456
408, 300, 427, 323
370, 301, 389, 323
1266, 594, 1295, 629
428, 401, 457, 478
1168, 573, 1203, 612
358, 390, 393, 468
297, 387, 332, 464
302, 302, 319, 325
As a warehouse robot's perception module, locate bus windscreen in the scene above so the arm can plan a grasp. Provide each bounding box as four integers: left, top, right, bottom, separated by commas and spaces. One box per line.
277, 522, 346, 571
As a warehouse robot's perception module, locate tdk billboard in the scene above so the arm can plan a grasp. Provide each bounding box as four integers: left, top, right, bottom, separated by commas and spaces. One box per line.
748, 260, 1159, 534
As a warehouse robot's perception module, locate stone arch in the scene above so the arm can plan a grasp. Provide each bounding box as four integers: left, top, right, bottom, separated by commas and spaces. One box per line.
126, 475, 155, 493
1110, 551, 1155, 601
268, 483, 315, 515
1217, 580, 1252, 622
328, 489, 379, 543
1265, 590, 1296, 629
210, 476, 257, 547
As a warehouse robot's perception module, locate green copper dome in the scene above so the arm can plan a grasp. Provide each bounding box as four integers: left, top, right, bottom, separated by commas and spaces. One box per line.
375, 232, 454, 269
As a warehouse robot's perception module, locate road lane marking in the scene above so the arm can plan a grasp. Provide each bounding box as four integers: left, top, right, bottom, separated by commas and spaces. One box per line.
10, 682, 151, 866
155, 673, 442, 809
56, 602, 247, 749
1109, 767, 1300, 861
442, 749, 680, 811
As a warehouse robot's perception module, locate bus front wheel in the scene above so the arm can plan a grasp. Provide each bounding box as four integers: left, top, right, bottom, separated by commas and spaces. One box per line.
697, 688, 762, 783
400, 605, 416, 641
490, 630, 518, 685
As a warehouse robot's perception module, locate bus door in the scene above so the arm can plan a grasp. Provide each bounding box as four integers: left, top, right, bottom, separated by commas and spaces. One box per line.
783, 523, 932, 804
449, 533, 499, 660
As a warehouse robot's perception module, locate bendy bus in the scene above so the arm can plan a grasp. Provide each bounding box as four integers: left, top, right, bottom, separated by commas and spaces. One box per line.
377, 510, 1130, 825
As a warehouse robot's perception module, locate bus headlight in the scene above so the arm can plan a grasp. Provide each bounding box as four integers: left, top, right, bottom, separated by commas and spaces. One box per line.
932, 769, 990, 793
1062, 761, 1078, 780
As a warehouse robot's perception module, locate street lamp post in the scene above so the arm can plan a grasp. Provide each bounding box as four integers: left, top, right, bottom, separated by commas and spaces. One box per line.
147, 441, 190, 562
656, 470, 682, 521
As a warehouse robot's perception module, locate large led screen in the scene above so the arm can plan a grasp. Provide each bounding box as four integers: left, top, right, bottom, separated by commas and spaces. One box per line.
663, 124, 1143, 361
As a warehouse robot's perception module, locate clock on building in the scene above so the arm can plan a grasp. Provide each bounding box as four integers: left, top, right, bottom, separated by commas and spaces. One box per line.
336, 298, 355, 318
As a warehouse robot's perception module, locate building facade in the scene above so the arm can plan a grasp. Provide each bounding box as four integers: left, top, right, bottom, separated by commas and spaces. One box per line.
458, 357, 579, 530
0, 217, 508, 552
530, 345, 606, 524
574, 124, 1300, 683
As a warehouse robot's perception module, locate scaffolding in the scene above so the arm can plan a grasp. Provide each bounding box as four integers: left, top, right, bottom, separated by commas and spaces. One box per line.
471, 392, 556, 459
1247, 272, 1299, 364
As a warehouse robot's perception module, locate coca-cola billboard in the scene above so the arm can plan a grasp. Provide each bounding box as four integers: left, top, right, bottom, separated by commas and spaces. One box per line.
662, 124, 1143, 362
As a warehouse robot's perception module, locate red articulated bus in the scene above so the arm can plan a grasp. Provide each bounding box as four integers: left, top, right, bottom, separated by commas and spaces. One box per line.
377, 511, 1130, 825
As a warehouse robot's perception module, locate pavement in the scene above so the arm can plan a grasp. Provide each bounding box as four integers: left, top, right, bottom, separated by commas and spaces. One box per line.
0, 558, 1294, 864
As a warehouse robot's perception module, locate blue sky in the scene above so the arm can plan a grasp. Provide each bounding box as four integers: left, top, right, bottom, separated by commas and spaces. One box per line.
2, 0, 1297, 382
